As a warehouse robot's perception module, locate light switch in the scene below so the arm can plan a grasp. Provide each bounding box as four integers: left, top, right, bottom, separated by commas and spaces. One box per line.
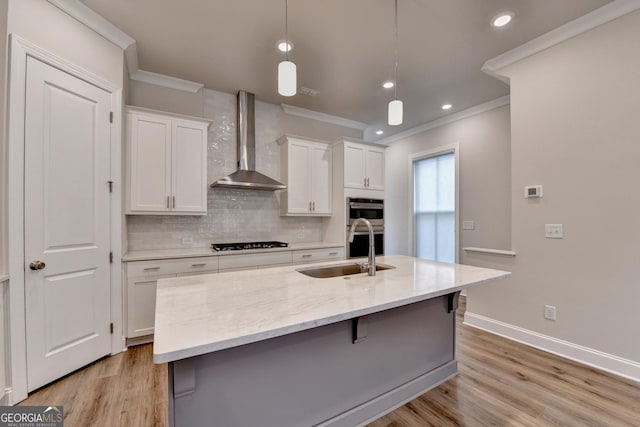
545, 224, 563, 239
463, 221, 475, 230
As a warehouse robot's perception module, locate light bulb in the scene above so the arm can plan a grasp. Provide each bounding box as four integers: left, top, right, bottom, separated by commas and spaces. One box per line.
278, 60, 297, 96
388, 99, 403, 126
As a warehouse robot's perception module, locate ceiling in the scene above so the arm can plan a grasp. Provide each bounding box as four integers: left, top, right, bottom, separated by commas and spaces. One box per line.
81, 0, 612, 141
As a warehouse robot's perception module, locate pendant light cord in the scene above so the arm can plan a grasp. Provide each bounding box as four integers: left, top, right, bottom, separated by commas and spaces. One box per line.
285, 0, 289, 61
394, 0, 398, 101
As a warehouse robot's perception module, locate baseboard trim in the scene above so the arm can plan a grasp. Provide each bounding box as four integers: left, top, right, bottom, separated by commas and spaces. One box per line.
464, 312, 640, 383
0, 388, 12, 406
319, 360, 458, 427
126, 334, 154, 348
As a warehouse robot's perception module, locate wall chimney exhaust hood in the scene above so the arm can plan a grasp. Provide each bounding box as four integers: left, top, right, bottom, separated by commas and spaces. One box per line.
211, 91, 286, 191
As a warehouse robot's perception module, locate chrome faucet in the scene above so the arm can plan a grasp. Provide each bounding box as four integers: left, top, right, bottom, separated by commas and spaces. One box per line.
348, 218, 376, 276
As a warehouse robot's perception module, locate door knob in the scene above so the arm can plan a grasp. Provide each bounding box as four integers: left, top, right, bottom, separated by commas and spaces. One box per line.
29, 261, 46, 271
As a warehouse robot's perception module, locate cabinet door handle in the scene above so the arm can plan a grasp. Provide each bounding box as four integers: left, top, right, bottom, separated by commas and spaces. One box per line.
302, 254, 313, 258
309, 201, 312, 211
166, 196, 170, 208
143, 267, 161, 271
312, 201, 315, 211
191, 263, 207, 268
364, 177, 367, 187
329, 252, 338, 256
173, 196, 176, 208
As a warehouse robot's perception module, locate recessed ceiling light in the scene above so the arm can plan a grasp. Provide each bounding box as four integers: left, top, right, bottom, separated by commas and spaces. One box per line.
277, 40, 294, 52
382, 81, 395, 89
442, 104, 452, 110
491, 12, 513, 28
376, 130, 384, 135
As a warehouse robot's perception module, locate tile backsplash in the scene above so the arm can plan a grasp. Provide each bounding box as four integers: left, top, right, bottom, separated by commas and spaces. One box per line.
126, 89, 324, 251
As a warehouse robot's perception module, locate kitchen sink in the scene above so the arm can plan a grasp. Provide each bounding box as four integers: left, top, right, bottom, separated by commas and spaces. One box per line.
297, 263, 395, 278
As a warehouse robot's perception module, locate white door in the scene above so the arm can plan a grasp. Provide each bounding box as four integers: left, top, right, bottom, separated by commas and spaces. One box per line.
24, 57, 112, 391
128, 112, 172, 212
344, 143, 366, 189
365, 147, 385, 190
172, 119, 207, 213
288, 141, 312, 214
310, 144, 331, 214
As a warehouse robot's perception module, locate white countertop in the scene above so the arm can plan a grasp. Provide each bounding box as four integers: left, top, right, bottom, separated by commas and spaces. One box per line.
122, 242, 345, 262
153, 255, 510, 363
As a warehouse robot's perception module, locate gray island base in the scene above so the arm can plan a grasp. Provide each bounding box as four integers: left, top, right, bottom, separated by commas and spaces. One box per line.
153, 255, 510, 426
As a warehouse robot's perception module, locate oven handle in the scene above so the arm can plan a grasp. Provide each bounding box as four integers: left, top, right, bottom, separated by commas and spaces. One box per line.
349, 203, 384, 210
350, 231, 384, 236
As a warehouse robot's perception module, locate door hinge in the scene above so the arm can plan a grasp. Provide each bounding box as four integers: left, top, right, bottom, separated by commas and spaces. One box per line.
109, 252, 113, 264
108, 180, 113, 193
110, 323, 114, 334
109, 111, 113, 123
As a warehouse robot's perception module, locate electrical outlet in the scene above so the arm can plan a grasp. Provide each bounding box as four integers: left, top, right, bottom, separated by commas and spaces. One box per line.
544, 305, 557, 321
463, 220, 475, 230
545, 224, 563, 239
182, 237, 194, 245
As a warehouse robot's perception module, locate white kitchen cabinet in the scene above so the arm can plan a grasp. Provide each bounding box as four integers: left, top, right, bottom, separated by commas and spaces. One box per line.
127, 273, 174, 338
126, 106, 211, 215
126, 257, 219, 339
278, 135, 332, 216
124, 246, 344, 341
342, 140, 385, 191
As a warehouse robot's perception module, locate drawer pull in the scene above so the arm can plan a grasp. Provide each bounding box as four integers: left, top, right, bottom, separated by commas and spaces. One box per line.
302, 254, 313, 258
191, 263, 207, 268
329, 252, 338, 256
143, 267, 160, 271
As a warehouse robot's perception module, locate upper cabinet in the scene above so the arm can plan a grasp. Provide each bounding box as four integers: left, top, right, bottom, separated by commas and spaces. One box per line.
278, 135, 332, 216
126, 106, 211, 215
342, 140, 385, 191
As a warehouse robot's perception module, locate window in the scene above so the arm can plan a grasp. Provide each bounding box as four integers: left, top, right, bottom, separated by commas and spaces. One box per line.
413, 151, 456, 262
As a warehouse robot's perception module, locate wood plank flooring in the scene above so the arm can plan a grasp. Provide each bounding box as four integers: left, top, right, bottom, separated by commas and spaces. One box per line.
19, 297, 640, 426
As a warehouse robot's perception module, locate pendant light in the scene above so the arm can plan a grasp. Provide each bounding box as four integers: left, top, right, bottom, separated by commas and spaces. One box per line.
278, 0, 296, 96
388, 0, 403, 126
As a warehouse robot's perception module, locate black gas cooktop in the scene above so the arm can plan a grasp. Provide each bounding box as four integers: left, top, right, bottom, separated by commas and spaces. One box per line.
211, 241, 289, 252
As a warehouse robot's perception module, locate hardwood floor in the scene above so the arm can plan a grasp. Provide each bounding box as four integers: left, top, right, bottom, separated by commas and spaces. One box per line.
19, 343, 167, 426
20, 297, 640, 426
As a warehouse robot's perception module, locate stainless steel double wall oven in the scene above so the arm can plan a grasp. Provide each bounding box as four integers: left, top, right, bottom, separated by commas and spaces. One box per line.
346, 197, 384, 258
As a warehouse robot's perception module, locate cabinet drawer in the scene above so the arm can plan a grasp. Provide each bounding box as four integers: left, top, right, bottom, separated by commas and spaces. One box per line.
292, 247, 345, 264
218, 251, 292, 271
127, 256, 219, 277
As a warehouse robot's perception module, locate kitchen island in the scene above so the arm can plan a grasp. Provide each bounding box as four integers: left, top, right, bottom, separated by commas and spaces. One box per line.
154, 255, 510, 427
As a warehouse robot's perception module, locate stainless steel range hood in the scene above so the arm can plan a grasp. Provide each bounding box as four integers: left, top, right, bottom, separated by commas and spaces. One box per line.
211, 91, 286, 191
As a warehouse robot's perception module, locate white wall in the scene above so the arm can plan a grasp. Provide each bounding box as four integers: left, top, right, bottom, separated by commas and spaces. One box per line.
467, 9, 640, 378
6, 0, 123, 86
129, 80, 204, 117
0, 0, 8, 278
385, 106, 511, 257
0, 2, 7, 404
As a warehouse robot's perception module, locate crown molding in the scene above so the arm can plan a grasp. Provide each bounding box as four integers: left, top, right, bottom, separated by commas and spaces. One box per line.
483, 0, 640, 80
281, 104, 369, 131
375, 95, 510, 145
130, 70, 204, 93
47, 0, 204, 93
47, 0, 135, 50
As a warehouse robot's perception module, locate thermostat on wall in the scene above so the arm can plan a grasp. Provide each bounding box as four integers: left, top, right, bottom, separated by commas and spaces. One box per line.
524, 185, 543, 198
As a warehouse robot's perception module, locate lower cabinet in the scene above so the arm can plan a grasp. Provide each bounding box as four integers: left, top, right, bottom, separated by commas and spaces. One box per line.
127, 274, 174, 338
125, 247, 345, 342
126, 257, 219, 339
